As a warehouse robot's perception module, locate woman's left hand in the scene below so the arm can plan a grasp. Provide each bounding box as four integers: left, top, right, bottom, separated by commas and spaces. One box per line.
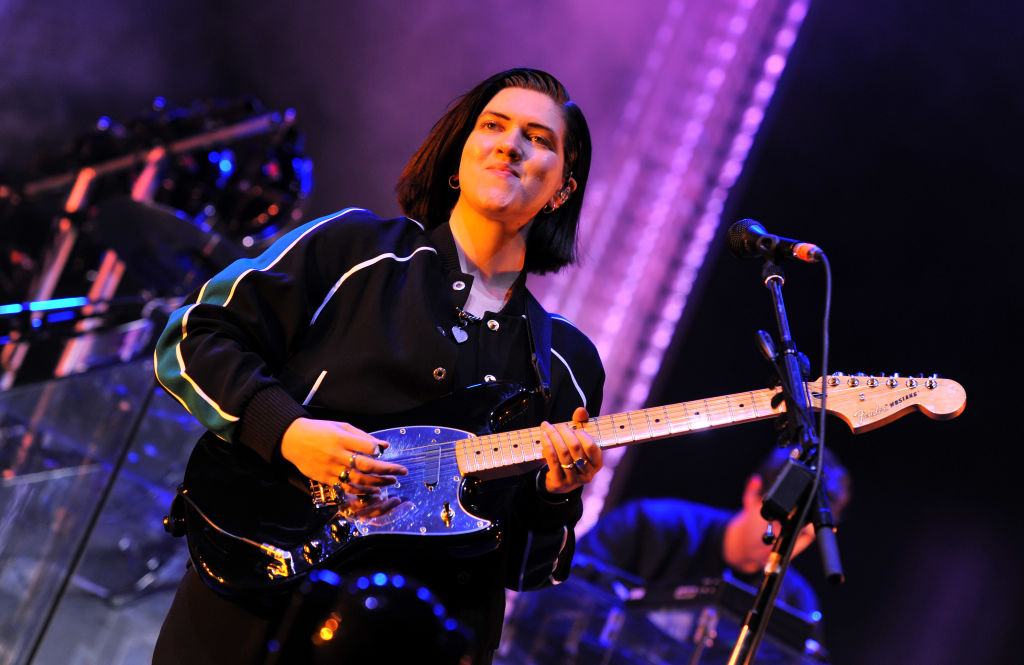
539, 407, 603, 494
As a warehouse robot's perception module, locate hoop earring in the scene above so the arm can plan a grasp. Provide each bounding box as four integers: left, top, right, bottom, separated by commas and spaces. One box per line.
448, 174, 460, 190
542, 203, 555, 214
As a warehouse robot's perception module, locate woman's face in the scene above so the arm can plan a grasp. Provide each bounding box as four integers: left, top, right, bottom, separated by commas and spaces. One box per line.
455, 87, 569, 232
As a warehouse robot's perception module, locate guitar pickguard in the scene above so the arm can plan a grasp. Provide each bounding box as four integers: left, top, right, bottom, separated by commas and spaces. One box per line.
344, 425, 491, 537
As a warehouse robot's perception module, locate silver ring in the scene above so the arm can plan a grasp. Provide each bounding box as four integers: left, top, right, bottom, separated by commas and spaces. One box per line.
338, 469, 350, 484
347, 452, 359, 468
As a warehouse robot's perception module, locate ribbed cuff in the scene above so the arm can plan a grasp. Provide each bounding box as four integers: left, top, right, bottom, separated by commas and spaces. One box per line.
535, 467, 571, 504
237, 383, 309, 464
514, 468, 583, 529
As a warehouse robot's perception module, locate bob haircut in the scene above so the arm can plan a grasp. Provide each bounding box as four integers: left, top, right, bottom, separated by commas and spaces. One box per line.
396, 68, 592, 274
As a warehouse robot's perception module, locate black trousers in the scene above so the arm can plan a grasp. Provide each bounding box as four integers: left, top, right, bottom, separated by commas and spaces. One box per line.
152, 566, 277, 665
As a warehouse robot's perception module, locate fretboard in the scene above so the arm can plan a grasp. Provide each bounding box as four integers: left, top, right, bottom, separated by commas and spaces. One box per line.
455, 386, 785, 476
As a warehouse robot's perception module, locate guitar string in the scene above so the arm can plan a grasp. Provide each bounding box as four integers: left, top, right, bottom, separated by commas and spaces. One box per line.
312, 379, 932, 489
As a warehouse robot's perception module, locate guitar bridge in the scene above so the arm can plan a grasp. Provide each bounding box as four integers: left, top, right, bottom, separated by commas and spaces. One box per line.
310, 479, 341, 508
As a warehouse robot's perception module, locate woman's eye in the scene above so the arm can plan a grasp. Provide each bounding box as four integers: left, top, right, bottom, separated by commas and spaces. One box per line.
481, 120, 500, 130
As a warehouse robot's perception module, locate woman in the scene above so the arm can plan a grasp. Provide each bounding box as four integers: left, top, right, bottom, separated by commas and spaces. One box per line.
153, 68, 605, 664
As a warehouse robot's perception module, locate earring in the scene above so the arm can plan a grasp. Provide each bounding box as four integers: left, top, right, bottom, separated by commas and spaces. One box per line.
448, 174, 460, 190
542, 203, 555, 214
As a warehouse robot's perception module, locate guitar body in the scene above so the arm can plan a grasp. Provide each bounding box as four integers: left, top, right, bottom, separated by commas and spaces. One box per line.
172, 382, 545, 596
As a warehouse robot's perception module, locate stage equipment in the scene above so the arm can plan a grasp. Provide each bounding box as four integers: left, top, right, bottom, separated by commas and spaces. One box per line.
723, 219, 833, 665
0, 96, 311, 388
0, 359, 206, 665
496, 561, 826, 665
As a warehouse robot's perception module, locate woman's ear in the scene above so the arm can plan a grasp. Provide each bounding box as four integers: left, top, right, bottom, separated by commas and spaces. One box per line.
549, 176, 578, 211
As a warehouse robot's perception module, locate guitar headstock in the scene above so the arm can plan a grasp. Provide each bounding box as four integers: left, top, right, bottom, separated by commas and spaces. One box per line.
808, 373, 966, 433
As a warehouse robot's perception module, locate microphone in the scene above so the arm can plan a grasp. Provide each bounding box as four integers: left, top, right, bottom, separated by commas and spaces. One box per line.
727, 219, 823, 263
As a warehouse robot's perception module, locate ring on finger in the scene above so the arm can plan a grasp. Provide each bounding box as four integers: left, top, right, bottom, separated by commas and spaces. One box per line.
338, 469, 351, 484
574, 458, 588, 472
347, 452, 359, 468
559, 462, 575, 470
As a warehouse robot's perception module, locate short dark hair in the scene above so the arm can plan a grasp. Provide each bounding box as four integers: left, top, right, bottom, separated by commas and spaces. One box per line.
396, 68, 592, 274
754, 446, 852, 518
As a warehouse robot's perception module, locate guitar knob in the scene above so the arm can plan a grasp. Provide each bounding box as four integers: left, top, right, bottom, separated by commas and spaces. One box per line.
303, 540, 324, 564
329, 521, 351, 543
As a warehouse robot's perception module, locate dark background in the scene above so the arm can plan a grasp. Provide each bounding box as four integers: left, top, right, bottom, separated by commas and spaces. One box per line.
2, 1, 1021, 663
625, 2, 1023, 663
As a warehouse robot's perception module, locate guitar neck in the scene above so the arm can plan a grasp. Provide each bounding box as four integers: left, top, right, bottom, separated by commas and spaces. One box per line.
456, 386, 784, 477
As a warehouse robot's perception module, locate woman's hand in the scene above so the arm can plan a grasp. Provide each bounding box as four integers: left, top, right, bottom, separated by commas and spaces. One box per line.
539, 407, 603, 494
280, 418, 407, 495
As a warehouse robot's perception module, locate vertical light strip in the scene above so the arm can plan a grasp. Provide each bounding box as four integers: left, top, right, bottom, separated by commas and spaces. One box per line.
529, 0, 811, 535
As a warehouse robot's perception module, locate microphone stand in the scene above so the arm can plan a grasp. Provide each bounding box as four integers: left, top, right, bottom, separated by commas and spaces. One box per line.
727, 261, 843, 665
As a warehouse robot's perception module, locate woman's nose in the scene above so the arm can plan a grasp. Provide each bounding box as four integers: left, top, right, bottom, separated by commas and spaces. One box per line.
496, 130, 524, 160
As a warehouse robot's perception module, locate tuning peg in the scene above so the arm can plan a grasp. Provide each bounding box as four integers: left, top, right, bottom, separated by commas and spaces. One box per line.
762, 522, 776, 545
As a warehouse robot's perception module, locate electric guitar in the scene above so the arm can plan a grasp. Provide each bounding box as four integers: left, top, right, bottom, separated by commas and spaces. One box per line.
167, 373, 965, 595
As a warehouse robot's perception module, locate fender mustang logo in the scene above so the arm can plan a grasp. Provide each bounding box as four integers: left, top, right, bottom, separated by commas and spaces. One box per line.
854, 391, 918, 425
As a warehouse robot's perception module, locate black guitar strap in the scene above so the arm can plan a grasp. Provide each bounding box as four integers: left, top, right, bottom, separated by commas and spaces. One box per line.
524, 292, 553, 415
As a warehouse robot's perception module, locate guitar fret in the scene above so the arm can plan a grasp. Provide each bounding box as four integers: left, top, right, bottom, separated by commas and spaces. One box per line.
618, 411, 634, 442
641, 408, 655, 441
508, 429, 522, 465
685, 399, 708, 430
471, 434, 486, 472
677, 401, 692, 432
497, 432, 510, 468
649, 405, 672, 438
608, 413, 629, 445
485, 433, 500, 470
706, 396, 730, 427
582, 420, 603, 448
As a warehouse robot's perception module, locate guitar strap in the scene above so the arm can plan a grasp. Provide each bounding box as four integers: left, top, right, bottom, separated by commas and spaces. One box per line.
524, 292, 553, 416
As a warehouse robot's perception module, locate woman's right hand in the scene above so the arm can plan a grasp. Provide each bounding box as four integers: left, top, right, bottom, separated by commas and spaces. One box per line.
280, 418, 408, 495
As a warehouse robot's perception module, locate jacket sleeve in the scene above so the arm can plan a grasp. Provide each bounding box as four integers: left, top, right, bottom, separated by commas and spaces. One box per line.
502, 317, 605, 591
153, 208, 376, 462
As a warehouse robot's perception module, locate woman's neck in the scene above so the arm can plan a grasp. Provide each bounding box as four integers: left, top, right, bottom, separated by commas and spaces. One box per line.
449, 203, 529, 281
